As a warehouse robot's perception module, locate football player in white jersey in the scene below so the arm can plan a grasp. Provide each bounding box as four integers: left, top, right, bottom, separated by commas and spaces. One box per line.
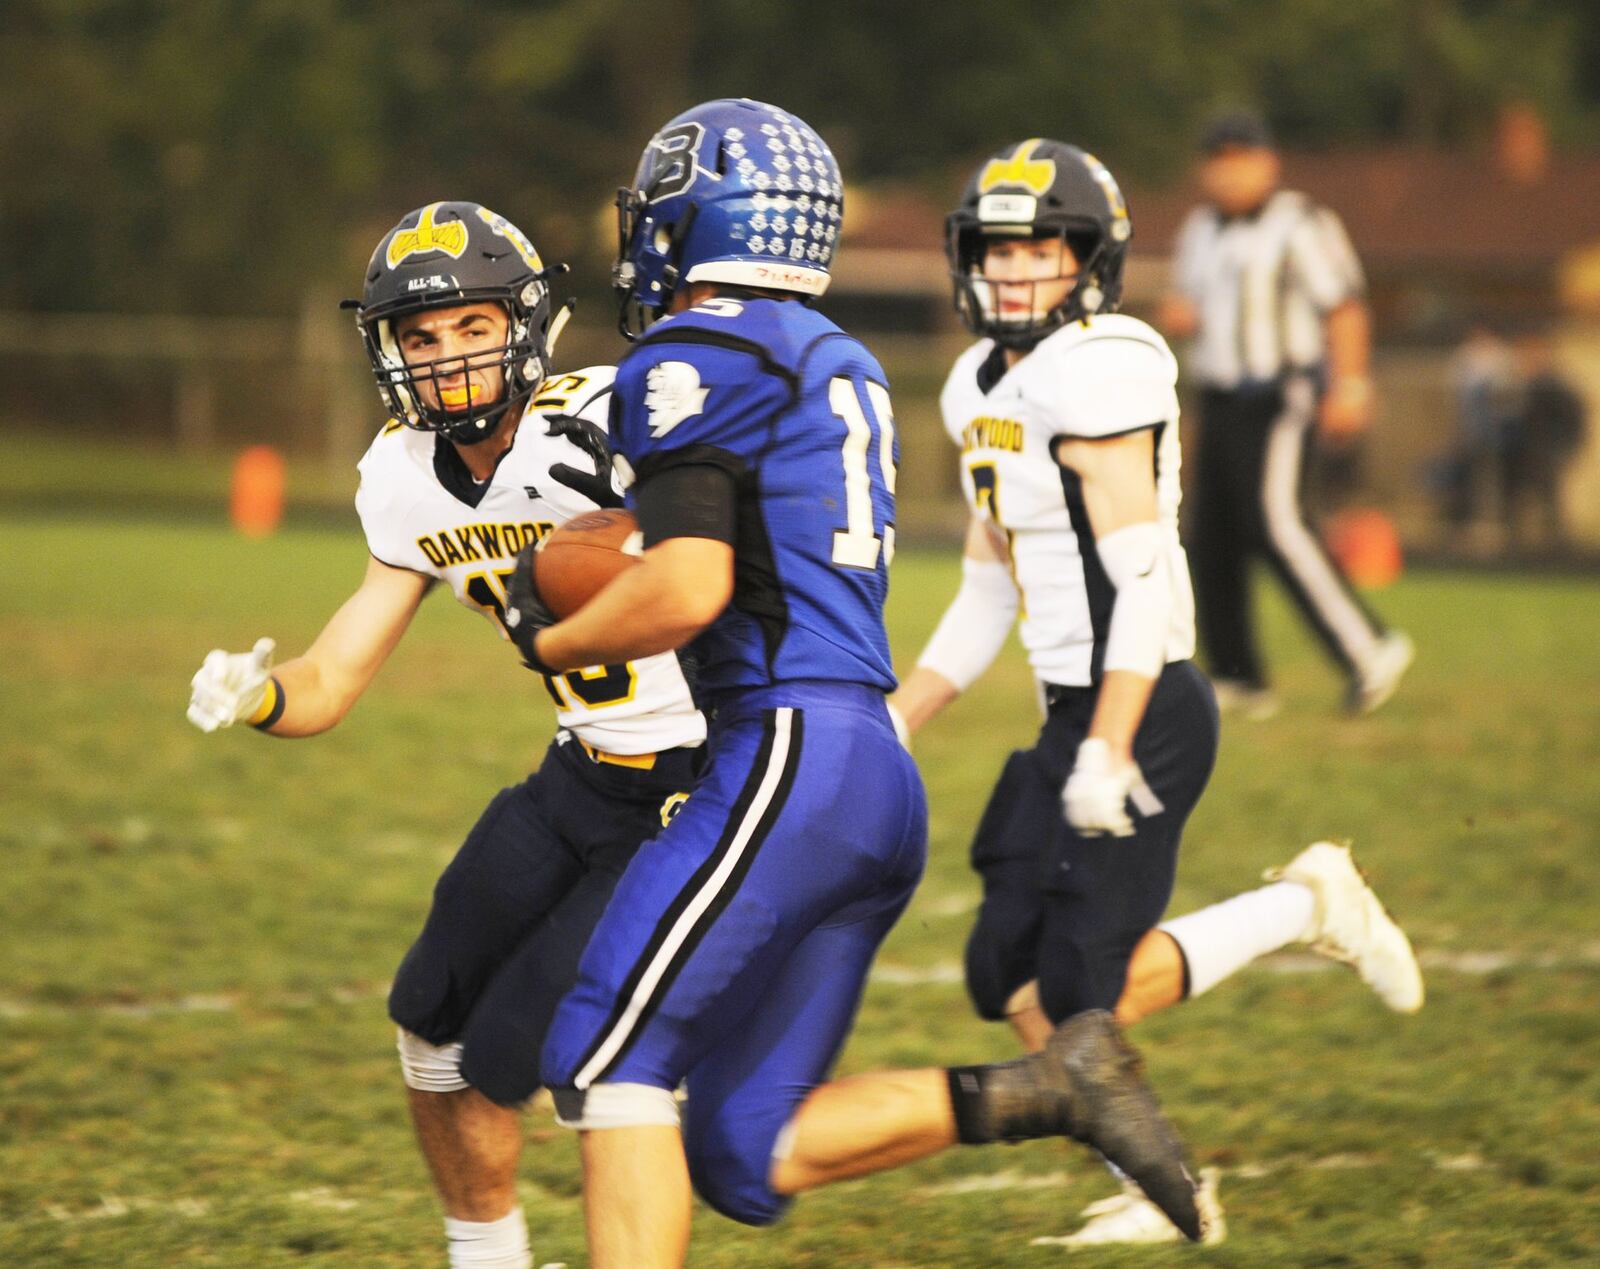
186, 202, 705, 1269
891, 142, 1424, 1246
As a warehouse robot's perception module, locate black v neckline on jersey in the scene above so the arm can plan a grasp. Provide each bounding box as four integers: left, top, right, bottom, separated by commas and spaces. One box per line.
975, 341, 1011, 395
432, 431, 516, 509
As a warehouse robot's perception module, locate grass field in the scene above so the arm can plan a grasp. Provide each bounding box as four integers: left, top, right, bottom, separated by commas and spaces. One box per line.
3, 504, 1599, 1266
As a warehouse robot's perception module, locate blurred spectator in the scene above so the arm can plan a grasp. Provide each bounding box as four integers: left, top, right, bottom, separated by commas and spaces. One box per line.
1506, 333, 1586, 548
1436, 325, 1516, 529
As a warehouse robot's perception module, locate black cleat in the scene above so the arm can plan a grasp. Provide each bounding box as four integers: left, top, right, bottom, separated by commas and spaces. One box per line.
965, 1010, 1205, 1241
1050, 1011, 1204, 1241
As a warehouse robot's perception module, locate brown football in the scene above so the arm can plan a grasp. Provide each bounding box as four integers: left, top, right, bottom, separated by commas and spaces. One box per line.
533, 508, 643, 618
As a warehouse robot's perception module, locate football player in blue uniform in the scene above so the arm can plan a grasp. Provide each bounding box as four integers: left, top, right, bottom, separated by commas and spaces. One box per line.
503, 100, 1207, 1266
187, 203, 708, 1269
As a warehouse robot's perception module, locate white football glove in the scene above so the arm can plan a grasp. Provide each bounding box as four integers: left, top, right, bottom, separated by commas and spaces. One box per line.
1062, 737, 1163, 838
187, 637, 276, 733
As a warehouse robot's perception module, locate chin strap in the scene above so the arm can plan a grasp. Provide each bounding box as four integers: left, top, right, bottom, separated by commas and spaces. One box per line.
546, 298, 576, 363
443, 388, 540, 446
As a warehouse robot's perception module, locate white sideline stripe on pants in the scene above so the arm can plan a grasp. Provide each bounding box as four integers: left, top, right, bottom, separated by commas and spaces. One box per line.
1260, 378, 1379, 666
4, 945, 1595, 1020
572, 707, 796, 1090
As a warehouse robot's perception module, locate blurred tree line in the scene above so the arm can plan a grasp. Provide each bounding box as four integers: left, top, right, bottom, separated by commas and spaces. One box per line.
5, 0, 1599, 317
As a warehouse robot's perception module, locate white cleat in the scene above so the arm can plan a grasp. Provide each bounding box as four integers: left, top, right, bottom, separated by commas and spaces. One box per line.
1348, 631, 1414, 715
1267, 841, 1425, 1013
1211, 678, 1281, 721
1031, 1167, 1226, 1249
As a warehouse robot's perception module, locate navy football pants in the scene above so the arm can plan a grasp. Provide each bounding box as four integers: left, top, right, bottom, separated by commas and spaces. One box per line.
964, 661, 1219, 1024
388, 735, 700, 1106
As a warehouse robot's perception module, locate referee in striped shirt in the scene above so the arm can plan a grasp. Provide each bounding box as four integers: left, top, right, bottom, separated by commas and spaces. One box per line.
1159, 111, 1413, 716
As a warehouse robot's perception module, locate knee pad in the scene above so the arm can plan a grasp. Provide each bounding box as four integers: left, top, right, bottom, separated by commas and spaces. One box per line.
684, 1116, 792, 1227
550, 1082, 680, 1131
388, 939, 467, 1044
965, 917, 1035, 1022
1037, 939, 1123, 1022
457, 1041, 540, 1110
396, 1027, 468, 1094
458, 1000, 561, 1108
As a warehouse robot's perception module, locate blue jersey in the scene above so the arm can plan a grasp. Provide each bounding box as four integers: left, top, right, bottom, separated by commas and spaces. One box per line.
612, 298, 898, 695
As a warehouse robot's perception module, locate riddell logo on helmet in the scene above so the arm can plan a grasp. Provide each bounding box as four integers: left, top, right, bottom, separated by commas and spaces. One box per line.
977, 193, 1038, 224
386, 203, 469, 268
978, 140, 1056, 196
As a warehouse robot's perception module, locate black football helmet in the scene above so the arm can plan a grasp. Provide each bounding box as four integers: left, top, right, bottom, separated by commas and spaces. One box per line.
352, 201, 568, 445
946, 139, 1132, 348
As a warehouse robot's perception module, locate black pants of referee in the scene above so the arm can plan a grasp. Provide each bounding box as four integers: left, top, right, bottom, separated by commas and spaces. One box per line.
1191, 373, 1387, 688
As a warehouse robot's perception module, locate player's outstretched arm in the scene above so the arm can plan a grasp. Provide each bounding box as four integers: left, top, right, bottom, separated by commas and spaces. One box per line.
892, 516, 1017, 741
1055, 431, 1166, 836
187, 556, 431, 738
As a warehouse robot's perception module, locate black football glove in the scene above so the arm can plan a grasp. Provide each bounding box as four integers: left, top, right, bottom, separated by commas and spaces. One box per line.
504, 540, 559, 673
545, 413, 624, 509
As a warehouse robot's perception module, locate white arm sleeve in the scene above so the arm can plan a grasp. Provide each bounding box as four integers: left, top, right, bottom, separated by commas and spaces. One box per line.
915, 555, 1019, 691
1095, 521, 1172, 679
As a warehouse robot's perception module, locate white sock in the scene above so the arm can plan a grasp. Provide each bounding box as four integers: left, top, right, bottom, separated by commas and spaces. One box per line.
445, 1209, 531, 1269
1159, 881, 1316, 997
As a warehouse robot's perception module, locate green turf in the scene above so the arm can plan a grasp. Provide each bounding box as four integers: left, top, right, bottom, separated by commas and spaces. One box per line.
2, 510, 1598, 1266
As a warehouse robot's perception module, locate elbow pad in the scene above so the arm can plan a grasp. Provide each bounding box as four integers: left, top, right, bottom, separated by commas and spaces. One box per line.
1095, 521, 1172, 679
915, 556, 1018, 691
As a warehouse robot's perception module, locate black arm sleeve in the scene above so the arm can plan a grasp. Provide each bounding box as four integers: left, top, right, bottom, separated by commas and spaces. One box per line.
634, 445, 745, 548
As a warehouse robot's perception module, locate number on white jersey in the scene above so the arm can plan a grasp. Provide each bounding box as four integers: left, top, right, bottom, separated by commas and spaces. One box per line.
465, 569, 638, 709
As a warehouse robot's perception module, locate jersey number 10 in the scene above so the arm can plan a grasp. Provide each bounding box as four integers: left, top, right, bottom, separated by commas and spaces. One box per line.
828, 376, 897, 571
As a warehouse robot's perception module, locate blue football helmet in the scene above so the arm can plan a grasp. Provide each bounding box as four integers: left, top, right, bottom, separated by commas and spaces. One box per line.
612, 98, 844, 337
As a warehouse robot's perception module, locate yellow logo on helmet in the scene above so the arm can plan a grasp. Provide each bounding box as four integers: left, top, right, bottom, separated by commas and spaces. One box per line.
978, 140, 1056, 196
476, 207, 543, 272
386, 203, 469, 268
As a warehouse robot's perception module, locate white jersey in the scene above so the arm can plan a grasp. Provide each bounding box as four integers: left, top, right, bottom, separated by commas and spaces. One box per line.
356, 365, 705, 755
939, 315, 1196, 687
